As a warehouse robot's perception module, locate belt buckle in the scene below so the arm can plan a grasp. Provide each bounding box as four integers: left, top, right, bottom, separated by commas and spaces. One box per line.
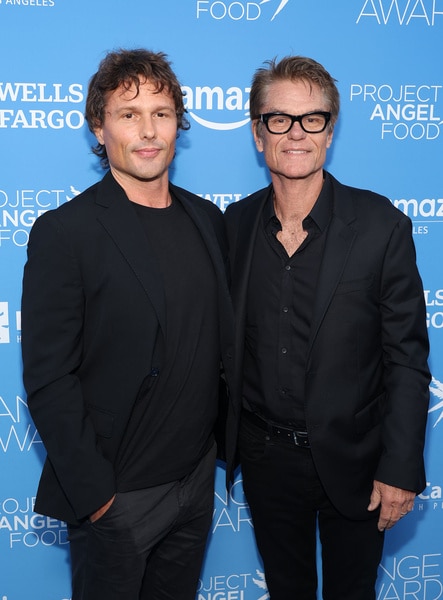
293, 430, 309, 448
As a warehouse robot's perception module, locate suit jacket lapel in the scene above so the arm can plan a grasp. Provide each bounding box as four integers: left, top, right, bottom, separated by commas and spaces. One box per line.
171, 184, 236, 363
231, 187, 271, 369
307, 177, 357, 359
95, 172, 167, 334
231, 187, 271, 314
171, 184, 228, 289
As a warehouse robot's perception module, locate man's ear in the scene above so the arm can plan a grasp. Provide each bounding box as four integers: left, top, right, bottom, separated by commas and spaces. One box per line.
326, 126, 334, 149
94, 125, 105, 145
252, 119, 264, 153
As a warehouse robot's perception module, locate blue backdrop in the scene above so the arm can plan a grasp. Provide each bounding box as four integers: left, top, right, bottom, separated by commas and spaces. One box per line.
1, 1, 442, 599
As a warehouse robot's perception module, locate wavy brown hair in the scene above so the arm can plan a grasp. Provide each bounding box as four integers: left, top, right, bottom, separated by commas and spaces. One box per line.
85, 48, 189, 167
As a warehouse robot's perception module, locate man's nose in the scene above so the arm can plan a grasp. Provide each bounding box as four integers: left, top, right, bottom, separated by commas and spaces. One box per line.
140, 115, 156, 139
287, 119, 306, 138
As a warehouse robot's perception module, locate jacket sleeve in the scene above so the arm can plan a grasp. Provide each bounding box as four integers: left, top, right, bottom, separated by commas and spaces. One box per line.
375, 215, 430, 493
21, 211, 116, 521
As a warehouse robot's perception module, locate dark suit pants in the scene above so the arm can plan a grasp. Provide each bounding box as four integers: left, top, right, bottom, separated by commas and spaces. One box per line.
239, 415, 384, 600
67, 443, 216, 600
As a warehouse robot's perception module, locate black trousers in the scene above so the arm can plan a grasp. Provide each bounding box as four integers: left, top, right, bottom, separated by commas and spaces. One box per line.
68, 443, 216, 600
239, 415, 385, 600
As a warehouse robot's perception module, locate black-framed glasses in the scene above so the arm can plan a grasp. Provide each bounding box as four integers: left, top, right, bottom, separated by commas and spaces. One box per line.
260, 111, 331, 134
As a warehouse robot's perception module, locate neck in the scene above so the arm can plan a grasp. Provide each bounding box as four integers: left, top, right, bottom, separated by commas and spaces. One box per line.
272, 171, 324, 221
110, 168, 171, 208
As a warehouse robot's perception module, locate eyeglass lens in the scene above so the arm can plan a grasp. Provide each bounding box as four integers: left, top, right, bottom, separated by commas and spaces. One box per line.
266, 113, 328, 134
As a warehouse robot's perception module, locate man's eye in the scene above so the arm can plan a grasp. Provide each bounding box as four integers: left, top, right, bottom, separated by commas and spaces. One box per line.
270, 116, 290, 126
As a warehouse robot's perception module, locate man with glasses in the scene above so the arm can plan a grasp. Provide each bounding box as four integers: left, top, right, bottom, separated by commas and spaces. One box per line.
224, 56, 430, 599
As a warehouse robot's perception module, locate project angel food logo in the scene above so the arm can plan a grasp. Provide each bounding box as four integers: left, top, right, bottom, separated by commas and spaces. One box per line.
197, 570, 269, 599
0, 184, 80, 247
349, 83, 443, 141
196, 0, 289, 21
356, 0, 443, 25
182, 84, 250, 131
0, 496, 67, 549
0, 82, 84, 129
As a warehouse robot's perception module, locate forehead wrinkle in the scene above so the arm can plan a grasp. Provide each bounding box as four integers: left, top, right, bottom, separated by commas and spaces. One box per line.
266, 106, 327, 115
263, 80, 330, 113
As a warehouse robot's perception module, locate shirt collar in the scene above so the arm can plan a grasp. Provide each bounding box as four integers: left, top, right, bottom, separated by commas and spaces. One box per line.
263, 171, 333, 232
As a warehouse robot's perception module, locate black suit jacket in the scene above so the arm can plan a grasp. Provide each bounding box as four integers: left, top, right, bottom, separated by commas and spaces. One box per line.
224, 172, 430, 519
21, 172, 234, 525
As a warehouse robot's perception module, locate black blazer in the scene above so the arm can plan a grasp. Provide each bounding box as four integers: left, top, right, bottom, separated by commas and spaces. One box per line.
21, 172, 234, 525
224, 172, 430, 520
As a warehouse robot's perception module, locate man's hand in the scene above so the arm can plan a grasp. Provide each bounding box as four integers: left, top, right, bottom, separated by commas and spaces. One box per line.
89, 495, 116, 523
368, 480, 415, 531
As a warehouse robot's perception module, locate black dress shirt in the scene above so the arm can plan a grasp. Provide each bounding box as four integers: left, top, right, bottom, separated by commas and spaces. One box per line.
242, 176, 332, 426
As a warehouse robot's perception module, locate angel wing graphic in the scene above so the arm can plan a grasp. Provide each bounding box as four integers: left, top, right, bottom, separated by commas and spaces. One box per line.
271, 0, 289, 20
429, 377, 443, 427
66, 185, 81, 202
252, 569, 270, 599
260, 0, 290, 21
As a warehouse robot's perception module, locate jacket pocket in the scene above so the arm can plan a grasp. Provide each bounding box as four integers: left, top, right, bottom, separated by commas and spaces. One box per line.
355, 392, 384, 435
88, 405, 115, 438
335, 275, 374, 295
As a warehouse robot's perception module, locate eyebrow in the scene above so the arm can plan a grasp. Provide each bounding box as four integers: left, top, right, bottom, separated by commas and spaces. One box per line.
265, 107, 327, 114
110, 103, 176, 115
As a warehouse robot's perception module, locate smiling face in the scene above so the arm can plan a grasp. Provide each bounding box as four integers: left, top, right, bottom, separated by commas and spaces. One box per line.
253, 78, 334, 187
94, 79, 178, 195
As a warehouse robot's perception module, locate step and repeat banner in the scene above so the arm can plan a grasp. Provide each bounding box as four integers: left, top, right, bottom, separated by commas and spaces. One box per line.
1, 1, 442, 599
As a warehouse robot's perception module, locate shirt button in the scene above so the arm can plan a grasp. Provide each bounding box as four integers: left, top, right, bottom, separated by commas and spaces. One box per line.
281, 348, 287, 354
285, 265, 291, 271
282, 306, 289, 313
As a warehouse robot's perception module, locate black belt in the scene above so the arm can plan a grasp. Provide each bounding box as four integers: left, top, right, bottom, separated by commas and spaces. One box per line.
242, 410, 310, 448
